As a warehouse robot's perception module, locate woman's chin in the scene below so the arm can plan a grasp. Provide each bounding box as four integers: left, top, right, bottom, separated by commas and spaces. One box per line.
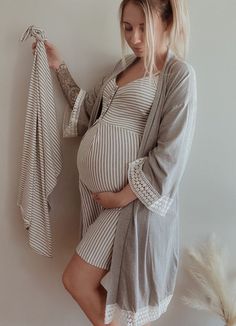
133, 51, 144, 57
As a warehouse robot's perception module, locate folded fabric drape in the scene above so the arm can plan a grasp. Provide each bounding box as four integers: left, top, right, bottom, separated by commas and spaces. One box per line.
17, 25, 63, 258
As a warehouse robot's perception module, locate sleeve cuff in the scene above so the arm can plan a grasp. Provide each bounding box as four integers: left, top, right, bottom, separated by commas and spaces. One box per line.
62, 89, 87, 138
127, 157, 173, 216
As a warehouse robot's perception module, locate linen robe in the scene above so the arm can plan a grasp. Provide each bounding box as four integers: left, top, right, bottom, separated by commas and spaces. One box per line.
63, 47, 197, 326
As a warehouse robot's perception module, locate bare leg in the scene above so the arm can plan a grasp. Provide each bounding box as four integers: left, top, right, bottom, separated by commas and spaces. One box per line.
96, 284, 120, 326
62, 252, 119, 326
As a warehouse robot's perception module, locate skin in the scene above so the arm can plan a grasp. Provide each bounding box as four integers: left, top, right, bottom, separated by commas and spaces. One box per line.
91, 1, 169, 210
31, 3, 169, 210
32, 3, 169, 326
121, 1, 169, 68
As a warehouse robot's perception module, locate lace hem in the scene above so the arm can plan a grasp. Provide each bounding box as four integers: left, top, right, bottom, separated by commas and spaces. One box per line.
104, 294, 173, 326
127, 157, 173, 216
62, 89, 86, 138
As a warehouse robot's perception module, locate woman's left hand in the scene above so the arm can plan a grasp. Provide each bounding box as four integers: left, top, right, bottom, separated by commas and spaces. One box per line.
91, 191, 125, 209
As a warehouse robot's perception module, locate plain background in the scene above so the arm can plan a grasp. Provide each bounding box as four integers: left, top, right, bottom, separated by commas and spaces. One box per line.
0, 0, 235, 325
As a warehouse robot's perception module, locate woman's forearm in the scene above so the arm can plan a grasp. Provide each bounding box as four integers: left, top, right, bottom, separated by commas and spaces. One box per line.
55, 62, 80, 109
118, 183, 138, 207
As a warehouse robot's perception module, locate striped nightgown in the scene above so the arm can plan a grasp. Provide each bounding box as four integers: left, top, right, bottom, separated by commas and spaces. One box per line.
75, 73, 159, 271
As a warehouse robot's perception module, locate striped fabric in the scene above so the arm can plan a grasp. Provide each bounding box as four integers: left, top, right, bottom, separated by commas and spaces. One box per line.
17, 25, 63, 258
74, 75, 158, 273
63, 73, 171, 216
62, 48, 197, 326
76, 180, 122, 271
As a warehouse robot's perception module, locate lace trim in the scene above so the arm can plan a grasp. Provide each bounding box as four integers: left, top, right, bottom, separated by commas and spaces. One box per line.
62, 89, 86, 138
104, 294, 173, 326
127, 157, 173, 216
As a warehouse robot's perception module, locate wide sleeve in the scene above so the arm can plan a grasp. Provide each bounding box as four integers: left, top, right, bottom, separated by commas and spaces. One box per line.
127, 63, 198, 217
62, 74, 108, 138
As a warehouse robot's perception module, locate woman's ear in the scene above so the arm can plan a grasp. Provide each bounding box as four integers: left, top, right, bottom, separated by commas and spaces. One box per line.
164, 20, 170, 31
164, 20, 172, 39
164, 20, 168, 31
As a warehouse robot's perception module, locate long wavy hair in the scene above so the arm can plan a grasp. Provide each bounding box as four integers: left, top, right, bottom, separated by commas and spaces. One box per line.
118, 0, 190, 77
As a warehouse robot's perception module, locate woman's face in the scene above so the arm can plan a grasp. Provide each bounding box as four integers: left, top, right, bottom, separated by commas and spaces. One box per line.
122, 1, 167, 58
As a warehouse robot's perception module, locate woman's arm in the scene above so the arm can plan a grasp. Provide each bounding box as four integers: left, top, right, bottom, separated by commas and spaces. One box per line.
55, 62, 80, 109
61, 57, 123, 138
126, 62, 198, 217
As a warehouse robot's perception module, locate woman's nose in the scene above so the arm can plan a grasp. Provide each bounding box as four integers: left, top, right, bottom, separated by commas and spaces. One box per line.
130, 29, 142, 45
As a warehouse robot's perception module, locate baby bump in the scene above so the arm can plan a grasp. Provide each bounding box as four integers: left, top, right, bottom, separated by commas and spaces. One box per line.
77, 120, 141, 193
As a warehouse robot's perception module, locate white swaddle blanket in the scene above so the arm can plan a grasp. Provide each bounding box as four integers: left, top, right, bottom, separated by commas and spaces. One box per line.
17, 25, 63, 258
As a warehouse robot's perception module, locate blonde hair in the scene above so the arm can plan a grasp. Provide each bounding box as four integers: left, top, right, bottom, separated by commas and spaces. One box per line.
119, 0, 190, 77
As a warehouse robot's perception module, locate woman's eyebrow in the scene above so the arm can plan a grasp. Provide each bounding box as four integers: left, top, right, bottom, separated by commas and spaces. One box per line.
123, 21, 144, 25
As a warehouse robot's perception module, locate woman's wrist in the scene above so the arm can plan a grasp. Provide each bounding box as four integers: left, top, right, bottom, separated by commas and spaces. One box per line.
117, 183, 138, 207
53, 60, 65, 72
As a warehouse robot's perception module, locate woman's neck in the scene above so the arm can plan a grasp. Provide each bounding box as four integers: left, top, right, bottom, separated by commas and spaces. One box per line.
137, 47, 168, 72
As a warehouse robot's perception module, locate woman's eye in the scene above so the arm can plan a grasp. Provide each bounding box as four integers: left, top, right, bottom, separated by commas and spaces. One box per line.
123, 24, 132, 31
123, 24, 144, 32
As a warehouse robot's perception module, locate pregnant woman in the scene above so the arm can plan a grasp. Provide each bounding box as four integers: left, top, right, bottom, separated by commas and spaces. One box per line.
32, 0, 197, 325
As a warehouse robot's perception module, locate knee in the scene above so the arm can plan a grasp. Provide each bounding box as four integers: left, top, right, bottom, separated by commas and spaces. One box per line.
61, 268, 88, 302
61, 268, 72, 291
61, 266, 84, 296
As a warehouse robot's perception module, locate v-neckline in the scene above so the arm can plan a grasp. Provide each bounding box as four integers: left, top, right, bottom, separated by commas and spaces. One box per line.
114, 55, 160, 90
87, 46, 174, 131
114, 75, 155, 90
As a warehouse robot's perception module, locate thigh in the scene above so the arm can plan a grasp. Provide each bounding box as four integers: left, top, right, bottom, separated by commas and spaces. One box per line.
63, 252, 108, 291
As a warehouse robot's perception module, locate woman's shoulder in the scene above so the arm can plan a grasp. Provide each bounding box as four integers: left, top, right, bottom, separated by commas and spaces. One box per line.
112, 54, 136, 71
112, 53, 196, 82
163, 54, 197, 97
168, 56, 196, 80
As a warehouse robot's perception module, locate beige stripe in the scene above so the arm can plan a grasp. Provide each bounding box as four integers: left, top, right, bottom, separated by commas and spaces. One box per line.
17, 25, 62, 257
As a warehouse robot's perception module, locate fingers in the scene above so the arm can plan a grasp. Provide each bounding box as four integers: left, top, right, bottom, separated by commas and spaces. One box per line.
31, 39, 53, 55
32, 41, 36, 55
31, 39, 43, 55
32, 40, 47, 49
44, 40, 51, 47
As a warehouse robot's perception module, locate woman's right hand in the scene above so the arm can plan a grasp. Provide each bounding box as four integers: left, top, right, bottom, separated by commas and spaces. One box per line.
32, 39, 63, 70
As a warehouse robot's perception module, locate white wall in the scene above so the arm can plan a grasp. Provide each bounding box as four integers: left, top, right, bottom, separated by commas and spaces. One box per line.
0, 0, 235, 325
